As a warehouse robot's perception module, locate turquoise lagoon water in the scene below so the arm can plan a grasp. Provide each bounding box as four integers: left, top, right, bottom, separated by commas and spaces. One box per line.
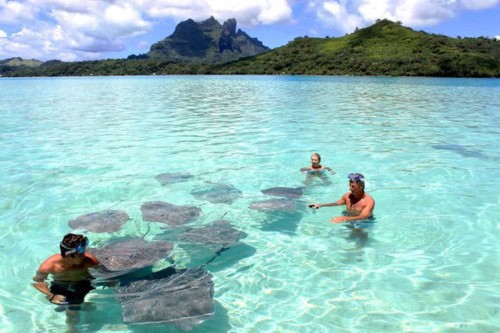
0, 76, 499, 332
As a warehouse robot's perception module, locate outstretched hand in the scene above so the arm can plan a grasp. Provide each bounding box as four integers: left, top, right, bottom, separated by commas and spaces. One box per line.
330, 216, 347, 223
308, 203, 320, 209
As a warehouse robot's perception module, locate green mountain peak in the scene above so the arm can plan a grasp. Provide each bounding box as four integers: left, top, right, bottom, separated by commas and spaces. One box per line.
142, 17, 270, 64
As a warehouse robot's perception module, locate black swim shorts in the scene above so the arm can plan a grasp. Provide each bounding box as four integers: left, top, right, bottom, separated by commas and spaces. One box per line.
49, 280, 95, 305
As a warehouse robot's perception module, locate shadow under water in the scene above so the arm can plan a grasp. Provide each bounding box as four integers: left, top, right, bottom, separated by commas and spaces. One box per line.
205, 243, 257, 273
432, 143, 486, 159
260, 210, 304, 235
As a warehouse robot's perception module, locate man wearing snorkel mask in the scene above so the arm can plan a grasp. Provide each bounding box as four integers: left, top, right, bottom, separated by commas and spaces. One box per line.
33, 233, 99, 306
309, 173, 375, 223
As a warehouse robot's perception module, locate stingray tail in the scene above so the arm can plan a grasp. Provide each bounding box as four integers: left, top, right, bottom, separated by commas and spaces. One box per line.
141, 224, 151, 239
203, 246, 229, 266
106, 199, 126, 211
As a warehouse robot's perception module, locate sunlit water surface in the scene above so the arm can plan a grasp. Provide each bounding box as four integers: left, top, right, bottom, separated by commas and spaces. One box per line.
0, 76, 499, 333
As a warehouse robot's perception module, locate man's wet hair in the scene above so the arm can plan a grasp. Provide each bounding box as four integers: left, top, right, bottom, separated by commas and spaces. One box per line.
312, 152, 321, 162
60, 233, 87, 257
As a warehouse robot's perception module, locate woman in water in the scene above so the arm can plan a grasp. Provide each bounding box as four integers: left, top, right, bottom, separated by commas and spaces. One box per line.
300, 153, 335, 185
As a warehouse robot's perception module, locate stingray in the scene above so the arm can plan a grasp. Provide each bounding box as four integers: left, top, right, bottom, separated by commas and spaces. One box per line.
154, 216, 248, 265
249, 198, 297, 213
432, 144, 485, 158
141, 201, 201, 227
155, 172, 194, 186
190, 183, 242, 204
68, 210, 129, 233
261, 186, 304, 199
178, 219, 247, 247
88, 238, 173, 280
116, 267, 215, 330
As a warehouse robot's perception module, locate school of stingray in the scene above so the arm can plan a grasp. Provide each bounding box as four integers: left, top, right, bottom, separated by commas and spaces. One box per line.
67, 172, 312, 330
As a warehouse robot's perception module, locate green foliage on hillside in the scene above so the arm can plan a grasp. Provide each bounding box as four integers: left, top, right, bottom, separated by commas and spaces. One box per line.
1, 20, 499, 77
2, 59, 210, 76
212, 20, 500, 77
0, 57, 43, 67
0, 57, 45, 75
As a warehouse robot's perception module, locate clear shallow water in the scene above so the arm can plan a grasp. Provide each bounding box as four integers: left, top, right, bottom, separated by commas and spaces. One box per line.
0, 76, 499, 333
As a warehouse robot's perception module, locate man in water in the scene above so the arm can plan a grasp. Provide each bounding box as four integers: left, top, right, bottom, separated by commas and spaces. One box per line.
309, 173, 375, 223
33, 233, 99, 306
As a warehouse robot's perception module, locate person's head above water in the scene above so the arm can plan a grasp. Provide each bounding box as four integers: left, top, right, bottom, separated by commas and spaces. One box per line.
311, 153, 321, 168
60, 233, 89, 258
348, 173, 365, 190
301, 152, 335, 178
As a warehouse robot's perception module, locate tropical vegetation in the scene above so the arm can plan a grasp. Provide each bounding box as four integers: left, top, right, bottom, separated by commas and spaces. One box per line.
1, 20, 498, 77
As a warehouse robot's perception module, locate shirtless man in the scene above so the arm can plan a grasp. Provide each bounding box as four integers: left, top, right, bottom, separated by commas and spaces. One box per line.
33, 233, 99, 306
309, 173, 375, 223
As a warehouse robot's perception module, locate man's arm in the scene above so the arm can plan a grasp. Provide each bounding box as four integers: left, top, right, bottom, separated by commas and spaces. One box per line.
309, 194, 347, 209
33, 260, 67, 305
33, 270, 51, 296
330, 197, 375, 223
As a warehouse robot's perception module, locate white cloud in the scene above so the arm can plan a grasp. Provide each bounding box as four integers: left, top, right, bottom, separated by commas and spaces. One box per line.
0, 30, 7, 38
318, 1, 364, 32
0, 1, 154, 60
0, 23, 111, 61
49, 10, 99, 33
140, 0, 293, 25
103, 4, 151, 36
29, 0, 93, 13
309, 0, 500, 32
0, 0, 294, 60
0, 0, 38, 24
460, 0, 499, 10
49, 3, 151, 39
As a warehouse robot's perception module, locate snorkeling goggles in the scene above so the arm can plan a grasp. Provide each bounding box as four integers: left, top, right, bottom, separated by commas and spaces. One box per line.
347, 173, 365, 183
60, 237, 89, 256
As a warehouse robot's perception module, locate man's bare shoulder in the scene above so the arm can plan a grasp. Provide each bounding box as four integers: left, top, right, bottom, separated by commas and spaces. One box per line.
35, 254, 62, 278
336, 192, 350, 204
84, 253, 99, 266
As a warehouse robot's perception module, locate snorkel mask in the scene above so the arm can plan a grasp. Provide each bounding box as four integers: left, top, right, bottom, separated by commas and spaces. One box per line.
60, 237, 89, 256
347, 173, 365, 183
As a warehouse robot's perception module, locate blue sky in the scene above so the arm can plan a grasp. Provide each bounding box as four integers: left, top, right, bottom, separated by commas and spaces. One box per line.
0, 0, 499, 62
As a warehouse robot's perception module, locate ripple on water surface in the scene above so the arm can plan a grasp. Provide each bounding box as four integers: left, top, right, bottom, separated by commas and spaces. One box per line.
0, 76, 499, 332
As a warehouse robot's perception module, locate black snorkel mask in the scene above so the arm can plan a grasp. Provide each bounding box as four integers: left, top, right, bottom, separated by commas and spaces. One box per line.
61, 237, 89, 257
